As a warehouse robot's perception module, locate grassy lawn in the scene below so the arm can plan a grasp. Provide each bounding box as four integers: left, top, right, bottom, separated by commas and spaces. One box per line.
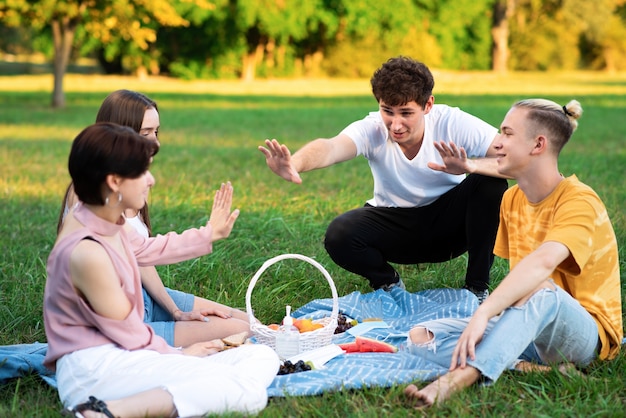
0, 72, 624, 417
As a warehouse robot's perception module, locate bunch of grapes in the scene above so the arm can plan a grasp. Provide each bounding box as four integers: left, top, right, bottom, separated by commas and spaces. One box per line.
277, 360, 312, 375
334, 313, 355, 334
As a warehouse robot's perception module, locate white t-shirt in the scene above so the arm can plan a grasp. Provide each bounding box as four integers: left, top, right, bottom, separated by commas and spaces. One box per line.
64, 202, 150, 238
124, 213, 150, 238
341, 104, 497, 207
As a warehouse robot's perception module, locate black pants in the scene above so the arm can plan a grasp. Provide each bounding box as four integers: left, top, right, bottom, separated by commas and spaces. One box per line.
324, 174, 509, 290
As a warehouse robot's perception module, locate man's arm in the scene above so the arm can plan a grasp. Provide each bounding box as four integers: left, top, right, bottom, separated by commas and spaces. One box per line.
259, 134, 357, 184
482, 241, 571, 316
450, 241, 571, 368
428, 136, 511, 179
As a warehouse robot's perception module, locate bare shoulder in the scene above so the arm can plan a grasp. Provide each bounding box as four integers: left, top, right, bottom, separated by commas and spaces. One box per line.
69, 237, 130, 318
69, 239, 112, 286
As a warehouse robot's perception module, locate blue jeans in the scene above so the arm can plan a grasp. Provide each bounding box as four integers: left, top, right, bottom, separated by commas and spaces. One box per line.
407, 284, 599, 382
0, 342, 57, 387
142, 287, 195, 346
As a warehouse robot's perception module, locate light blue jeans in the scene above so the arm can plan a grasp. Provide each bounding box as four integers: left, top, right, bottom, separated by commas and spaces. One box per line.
407, 284, 599, 382
142, 287, 195, 345
0, 342, 56, 387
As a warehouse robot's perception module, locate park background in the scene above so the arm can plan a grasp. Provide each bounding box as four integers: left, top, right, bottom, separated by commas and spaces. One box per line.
1, 0, 625, 417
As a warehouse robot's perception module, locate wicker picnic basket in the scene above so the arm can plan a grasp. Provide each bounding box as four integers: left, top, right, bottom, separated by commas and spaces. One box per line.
245, 254, 339, 353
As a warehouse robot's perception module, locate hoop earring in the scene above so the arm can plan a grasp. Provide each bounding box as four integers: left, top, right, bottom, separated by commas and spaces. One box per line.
105, 191, 123, 208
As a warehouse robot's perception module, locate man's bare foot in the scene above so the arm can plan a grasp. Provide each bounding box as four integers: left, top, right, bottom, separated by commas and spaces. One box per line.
514, 360, 552, 373
515, 361, 585, 378
557, 362, 586, 378
404, 367, 481, 408
404, 383, 437, 408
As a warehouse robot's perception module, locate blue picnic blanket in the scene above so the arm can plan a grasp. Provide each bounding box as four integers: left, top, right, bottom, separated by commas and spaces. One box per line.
267, 287, 479, 397
6, 288, 623, 397
0, 288, 476, 394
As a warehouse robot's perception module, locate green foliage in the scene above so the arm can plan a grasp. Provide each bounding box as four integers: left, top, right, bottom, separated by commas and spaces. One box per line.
427, 0, 496, 70
3, 0, 626, 79
0, 74, 625, 415
321, 0, 444, 76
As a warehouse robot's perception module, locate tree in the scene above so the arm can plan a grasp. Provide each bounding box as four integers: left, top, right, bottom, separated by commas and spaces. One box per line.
491, 0, 515, 72
0, 0, 208, 108
232, 0, 329, 80
564, 0, 626, 71
424, 0, 495, 70
322, 0, 437, 77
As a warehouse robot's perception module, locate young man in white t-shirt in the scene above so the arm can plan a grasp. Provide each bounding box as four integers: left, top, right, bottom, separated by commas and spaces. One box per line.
259, 56, 508, 302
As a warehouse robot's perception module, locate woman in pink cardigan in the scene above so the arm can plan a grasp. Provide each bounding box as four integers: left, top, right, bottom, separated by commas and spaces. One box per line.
57, 89, 250, 348
45, 122, 279, 417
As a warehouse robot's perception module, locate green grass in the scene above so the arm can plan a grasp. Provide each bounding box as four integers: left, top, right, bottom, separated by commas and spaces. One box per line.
0, 73, 625, 416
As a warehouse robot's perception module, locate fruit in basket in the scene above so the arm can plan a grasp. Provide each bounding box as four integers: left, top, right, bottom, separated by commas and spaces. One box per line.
293, 318, 324, 333
268, 324, 280, 330
338, 336, 398, 353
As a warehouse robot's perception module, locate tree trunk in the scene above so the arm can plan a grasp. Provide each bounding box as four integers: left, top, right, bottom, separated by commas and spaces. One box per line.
241, 43, 264, 82
265, 37, 275, 78
51, 16, 78, 108
491, 0, 515, 72
604, 50, 616, 73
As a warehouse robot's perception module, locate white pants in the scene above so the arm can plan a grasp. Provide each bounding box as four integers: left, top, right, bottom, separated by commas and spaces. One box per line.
56, 344, 280, 417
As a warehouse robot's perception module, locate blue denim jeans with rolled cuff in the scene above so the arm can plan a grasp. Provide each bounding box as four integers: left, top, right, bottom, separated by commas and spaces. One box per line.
406, 284, 599, 382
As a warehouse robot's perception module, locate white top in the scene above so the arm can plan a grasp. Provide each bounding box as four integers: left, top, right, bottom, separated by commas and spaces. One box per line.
124, 213, 150, 238
64, 202, 149, 238
341, 104, 497, 207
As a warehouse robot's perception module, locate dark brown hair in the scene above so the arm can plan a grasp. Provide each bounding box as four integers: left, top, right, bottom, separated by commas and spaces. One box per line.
57, 90, 160, 233
370, 56, 434, 108
96, 89, 159, 136
68, 122, 157, 205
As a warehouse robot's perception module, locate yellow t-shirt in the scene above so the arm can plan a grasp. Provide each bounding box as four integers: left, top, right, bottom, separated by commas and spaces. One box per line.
495, 175, 622, 360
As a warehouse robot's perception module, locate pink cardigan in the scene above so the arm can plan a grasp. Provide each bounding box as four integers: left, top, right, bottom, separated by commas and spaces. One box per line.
44, 203, 214, 370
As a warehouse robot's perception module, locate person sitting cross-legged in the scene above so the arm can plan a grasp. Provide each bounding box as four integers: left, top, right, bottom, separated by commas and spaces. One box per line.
403, 98, 622, 407
45, 122, 279, 417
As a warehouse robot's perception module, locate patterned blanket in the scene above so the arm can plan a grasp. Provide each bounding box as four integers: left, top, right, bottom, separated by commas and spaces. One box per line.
3, 288, 625, 398
267, 287, 479, 397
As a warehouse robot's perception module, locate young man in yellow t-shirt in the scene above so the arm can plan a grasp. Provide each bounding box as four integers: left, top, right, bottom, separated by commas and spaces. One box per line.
403, 98, 622, 407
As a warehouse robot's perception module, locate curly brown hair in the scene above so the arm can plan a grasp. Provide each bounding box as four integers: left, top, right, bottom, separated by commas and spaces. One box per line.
370, 56, 434, 108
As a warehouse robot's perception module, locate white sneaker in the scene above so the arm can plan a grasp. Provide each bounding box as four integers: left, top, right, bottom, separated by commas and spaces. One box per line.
464, 285, 489, 304
381, 278, 406, 292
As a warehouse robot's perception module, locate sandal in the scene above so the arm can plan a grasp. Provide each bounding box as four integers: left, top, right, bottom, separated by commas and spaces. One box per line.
62, 396, 116, 418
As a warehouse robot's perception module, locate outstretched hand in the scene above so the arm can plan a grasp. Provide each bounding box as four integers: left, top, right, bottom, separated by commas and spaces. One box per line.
428, 140, 475, 175
258, 139, 302, 184
208, 181, 240, 241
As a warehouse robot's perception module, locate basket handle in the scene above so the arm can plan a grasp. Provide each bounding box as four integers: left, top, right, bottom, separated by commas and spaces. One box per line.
245, 254, 339, 325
